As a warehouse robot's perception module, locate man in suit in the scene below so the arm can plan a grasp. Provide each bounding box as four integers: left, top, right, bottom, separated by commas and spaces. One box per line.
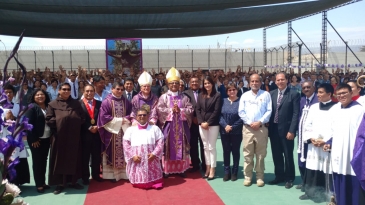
183, 76, 206, 172
157, 73, 166, 87
296, 81, 318, 190
268, 72, 300, 189
80, 84, 103, 185
237, 86, 249, 98
310, 74, 320, 92
123, 77, 137, 102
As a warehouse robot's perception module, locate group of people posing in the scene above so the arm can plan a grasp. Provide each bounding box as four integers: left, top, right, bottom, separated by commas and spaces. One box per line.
2, 66, 365, 205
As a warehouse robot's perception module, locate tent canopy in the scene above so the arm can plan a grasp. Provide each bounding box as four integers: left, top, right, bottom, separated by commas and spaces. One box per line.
0, 0, 349, 38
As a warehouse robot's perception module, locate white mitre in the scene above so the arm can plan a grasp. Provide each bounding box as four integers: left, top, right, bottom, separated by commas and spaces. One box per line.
166, 67, 181, 83
138, 71, 153, 86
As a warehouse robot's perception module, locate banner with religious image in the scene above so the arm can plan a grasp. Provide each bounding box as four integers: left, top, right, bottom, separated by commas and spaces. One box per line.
105, 38, 142, 74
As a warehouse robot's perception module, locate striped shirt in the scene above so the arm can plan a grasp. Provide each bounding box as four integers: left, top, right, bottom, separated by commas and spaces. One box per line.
238, 89, 272, 124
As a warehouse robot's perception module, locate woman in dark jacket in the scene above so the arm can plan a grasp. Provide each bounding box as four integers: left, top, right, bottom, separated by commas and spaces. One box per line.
25, 89, 51, 193
219, 84, 243, 182
196, 76, 222, 180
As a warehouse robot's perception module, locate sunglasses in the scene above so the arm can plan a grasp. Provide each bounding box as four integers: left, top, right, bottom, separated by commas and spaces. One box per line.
61, 88, 71, 91
137, 114, 147, 117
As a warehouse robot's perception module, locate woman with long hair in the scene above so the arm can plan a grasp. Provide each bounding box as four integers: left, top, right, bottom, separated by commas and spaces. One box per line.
288, 75, 302, 94
196, 76, 222, 180
25, 88, 51, 193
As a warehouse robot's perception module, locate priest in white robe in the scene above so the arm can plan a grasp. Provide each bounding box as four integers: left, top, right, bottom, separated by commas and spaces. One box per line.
323, 83, 365, 205
123, 108, 164, 189
300, 83, 336, 202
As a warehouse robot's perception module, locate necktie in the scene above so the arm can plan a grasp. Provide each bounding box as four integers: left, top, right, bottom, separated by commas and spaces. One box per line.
127, 93, 131, 101
194, 91, 198, 102
306, 98, 310, 106
274, 91, 283, 123
88, 100, 93, 109
73, 83, 77, 98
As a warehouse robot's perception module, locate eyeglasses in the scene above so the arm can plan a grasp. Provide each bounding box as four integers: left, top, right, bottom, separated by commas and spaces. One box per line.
336, 91, 349, 97
137, 114, 147, 117
61, 88, 71, 91
169, 82, 179, 85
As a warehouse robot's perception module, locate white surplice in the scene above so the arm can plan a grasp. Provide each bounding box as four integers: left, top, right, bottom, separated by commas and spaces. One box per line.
303, 102, 334, 174
329, 102, 364, 176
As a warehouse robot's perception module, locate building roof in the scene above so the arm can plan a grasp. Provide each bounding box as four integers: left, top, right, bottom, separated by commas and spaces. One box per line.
0, 0, 349, 39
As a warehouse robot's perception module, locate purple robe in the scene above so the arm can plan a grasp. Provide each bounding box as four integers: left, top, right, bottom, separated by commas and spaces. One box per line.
351, 113, 365, 190
157, 90, 193, 161
130, 91, 159, 124
98, 94, 132, 168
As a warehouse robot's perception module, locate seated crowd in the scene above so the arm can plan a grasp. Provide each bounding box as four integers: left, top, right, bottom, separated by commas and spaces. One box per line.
1, 65, 365, 205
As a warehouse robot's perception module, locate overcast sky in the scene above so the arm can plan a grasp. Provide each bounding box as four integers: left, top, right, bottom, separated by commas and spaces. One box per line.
0, 1, 364, 50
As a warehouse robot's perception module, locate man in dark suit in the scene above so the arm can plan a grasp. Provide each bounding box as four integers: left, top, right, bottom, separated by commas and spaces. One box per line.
237, 86, 249, 98
268, 72, 300, 189
296, 81, 318, 190
18, 80, 33, 107
183, 76, 206, 172
122, 77, 138, 102
80, 84, 103, 185
157, 73, 166, 87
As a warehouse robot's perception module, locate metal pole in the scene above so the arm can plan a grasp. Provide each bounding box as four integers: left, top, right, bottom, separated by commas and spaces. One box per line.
275, 48, 278, 66
70, 51, 72, 71
34, 51, 36, 70
208, 49, 210, 69
16, 53, 19, 70
291, 28, 320, 63
157, 50, 159, 70
297, 43, 302, 68
322, 11, 327, 68
288, 21, 292, 64
87, 50, 90, 71
174, 50, 176, 68
225, 49, 227, 72
326, 18, 362, 64
52, 51, 54, 72
253, 49, 256, 69
345, 41, 348, 70
192, 50, 193, 72
241, 49, 243, 69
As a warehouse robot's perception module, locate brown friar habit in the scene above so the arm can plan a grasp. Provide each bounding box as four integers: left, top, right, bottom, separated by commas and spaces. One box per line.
46, 96, 85, 185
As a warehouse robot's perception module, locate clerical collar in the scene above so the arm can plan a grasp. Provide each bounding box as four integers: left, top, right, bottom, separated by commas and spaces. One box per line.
171, 91, 178, 96
137, 122, 148, 130
306, 93, 315, 102
341, 100, 359, 109
112, 93, 121, 99
321, 99, 332, 105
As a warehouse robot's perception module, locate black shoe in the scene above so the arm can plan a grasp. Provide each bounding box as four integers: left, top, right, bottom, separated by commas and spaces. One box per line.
70, 183, 84, 190
179, 173, 186, 178
285, 180, 294, 189
93, 177, 104, 182
110, 179, 117, 183
299, 194, 310, 200
163, 173, 169, 178
53, 186, 64, 195
43, 185, 51, 189
202, 175, 208, 179
207, 176, 215, 180
268, 178, 285, 185
37, 187, 45, 193
189, 167, 200, 173
82, 179, 90, 185
295, 184, 302, 189
231, 174, 237, 181
223, 173, 231, 182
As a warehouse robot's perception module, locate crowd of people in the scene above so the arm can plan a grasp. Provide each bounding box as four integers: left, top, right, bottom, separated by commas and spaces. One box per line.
1, 64, 365, 205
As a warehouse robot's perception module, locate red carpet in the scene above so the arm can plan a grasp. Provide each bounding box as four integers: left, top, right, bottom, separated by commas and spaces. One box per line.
84, 171, 224, 205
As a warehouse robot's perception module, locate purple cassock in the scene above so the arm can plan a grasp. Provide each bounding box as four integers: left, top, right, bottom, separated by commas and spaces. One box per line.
130, 91, 159, 124
351, 113, 365, 190
157, 90, 193, 174
98, 94, 132, 168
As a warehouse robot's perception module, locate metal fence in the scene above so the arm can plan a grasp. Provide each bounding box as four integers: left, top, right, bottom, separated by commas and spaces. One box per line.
0, 43, 363, 73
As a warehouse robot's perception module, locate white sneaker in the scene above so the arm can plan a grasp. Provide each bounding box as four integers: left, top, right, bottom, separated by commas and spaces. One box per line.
243, 178, 252, 186
257, 179, 265, 187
